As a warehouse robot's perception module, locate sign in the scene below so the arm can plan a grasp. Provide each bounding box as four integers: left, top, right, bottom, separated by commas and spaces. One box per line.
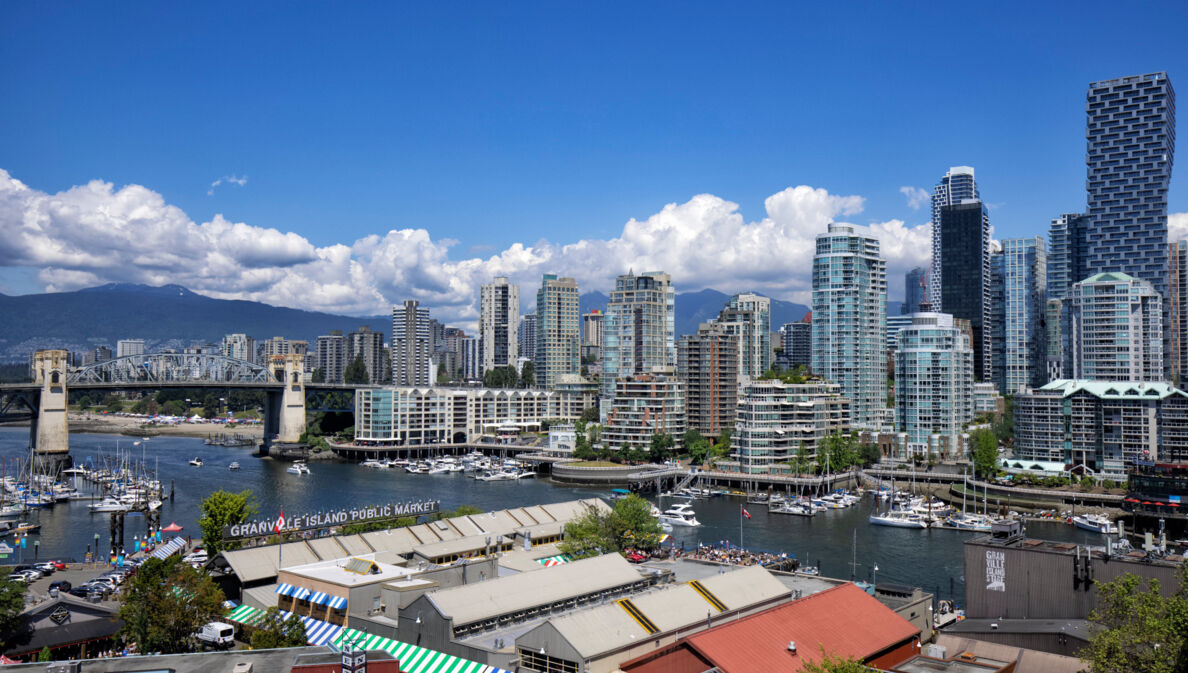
0, 543, 13, 555
342, 641, 366, 673
224, 499, 441, 539
50, 605, 70, 625
985, 550, 1006, 592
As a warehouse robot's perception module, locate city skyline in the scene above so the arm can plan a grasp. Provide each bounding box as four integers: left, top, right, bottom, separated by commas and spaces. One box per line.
3, 4, 1188, 329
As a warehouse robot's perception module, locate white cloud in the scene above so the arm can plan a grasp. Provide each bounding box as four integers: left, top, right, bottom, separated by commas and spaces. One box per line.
1170, 212, 1188, 242
899, 186, 929, 210
0, 168, 931, 328
208, 174, 248, 196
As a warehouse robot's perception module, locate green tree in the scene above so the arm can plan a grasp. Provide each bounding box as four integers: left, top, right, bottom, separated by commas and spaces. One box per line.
311, 367, 325, 383
799, 649, 869, 673
432, 504, 484, 521
341, 516, 417, 535
573, 442, 597, 461
1086, 563, 1188, 673
345, 355, 369, 384
73, 394, 92, 409
161, 399, 186, 416
103, 393, 123, 413
198, 489, 259, 556
580, 406, 599, 424
970, 429, 999, 480
558, 495, 663, 557
482, 366, 518, 389
249, 607, 307, 649
858, 440, 882, 467
118, 555, 224, 654
993, 394, 1015, 443
0, 574, 27, 650
649, 433, 675, 463
38, 646, 51, 662
519, 361, 535, 388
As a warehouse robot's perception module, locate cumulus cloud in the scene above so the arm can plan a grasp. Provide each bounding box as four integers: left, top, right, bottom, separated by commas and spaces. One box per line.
899, 186, 929, 210
1170, 212, 1188, 242
0, 168, 931, 327
208, 174, 248, 195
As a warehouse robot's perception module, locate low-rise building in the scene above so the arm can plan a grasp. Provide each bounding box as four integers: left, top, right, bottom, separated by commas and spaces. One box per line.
731, 379, 849, 474
602, 372, 686, 451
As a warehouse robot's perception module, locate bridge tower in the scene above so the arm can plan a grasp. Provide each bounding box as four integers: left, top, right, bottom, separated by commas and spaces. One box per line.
264, 353, 306, 449
32, 349, 71, 470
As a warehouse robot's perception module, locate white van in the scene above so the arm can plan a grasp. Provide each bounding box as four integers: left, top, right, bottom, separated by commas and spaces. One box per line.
196, 621, 235, 648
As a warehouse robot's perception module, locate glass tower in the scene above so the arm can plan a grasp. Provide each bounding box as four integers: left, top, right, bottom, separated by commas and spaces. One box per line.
928, 166, 979, 310
938, 200, 993, 382
1069, 272, 1163, 382
599, 271, 675, 398
1000, 238, 1048, 393
535, 274, 581, 389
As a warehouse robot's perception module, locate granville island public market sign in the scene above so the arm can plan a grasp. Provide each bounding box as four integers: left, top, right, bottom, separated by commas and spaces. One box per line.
224, 499, 441, 538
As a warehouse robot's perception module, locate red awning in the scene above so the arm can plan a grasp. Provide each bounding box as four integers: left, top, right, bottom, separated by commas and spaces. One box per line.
162, 522, 184, 532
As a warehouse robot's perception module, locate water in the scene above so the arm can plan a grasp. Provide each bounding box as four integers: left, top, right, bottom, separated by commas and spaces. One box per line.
0, 427, 1104, 602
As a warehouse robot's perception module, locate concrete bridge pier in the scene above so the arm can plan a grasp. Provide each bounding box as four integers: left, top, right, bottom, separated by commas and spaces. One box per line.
32, 350, 72, 472
263, 353, 307, 453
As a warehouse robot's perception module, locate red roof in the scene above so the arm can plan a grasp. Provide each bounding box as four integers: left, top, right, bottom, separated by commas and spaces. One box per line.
677, 583, 919, 672
800, 312, 812, 323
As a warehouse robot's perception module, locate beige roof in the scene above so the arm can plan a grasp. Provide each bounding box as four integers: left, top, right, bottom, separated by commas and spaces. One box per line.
449, 515, 486, 537
242, 583, 280, 610
219, 546, 283, 583
933, 635, 1085, 673
413, 535, 496, 560
307, 537, 347, 560
336, 534, 375, 556
539, 566, 790, 659
360, 528, 420, 555
516, 521, 566, 539
404, 524, 442, 545
519, 505, 552, 524
278, 541, 320, 567
427, 554, 645, 627
423, 518, 464, 541
466, 511, 525, 536
540, 499, 609, 522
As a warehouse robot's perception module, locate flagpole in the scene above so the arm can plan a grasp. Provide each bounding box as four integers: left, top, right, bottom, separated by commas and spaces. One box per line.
739, 506, 744, 550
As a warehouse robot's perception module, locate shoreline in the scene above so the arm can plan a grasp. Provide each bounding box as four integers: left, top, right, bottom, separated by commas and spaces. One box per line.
1, 416, 264, 440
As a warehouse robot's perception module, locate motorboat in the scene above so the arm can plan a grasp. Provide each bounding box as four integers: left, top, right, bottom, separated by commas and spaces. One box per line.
146, 498, 162, 511
286, 461, 311, 476
1072, 513, 1118, 535
475, 470, 517, 481
89, 496, 131, 513
360, 459, 388, 469
771, 501, 816, 517
947, 513, 993, 531
514, 470, 536, 479
659, 503, 701, 527
228, 462, 241, 471
189, 457, 204, 467
869, 509, 929, 529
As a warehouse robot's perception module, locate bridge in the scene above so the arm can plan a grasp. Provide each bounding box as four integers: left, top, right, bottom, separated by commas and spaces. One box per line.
0, 350, 366, 469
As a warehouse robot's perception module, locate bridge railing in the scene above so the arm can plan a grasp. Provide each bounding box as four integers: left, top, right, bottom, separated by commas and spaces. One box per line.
69, 353, 276, 384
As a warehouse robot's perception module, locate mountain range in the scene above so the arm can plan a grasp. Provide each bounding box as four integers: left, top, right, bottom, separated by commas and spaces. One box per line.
0, 283, 808, 362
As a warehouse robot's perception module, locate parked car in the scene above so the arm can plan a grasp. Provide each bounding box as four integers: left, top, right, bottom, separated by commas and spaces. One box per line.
49, 561, 66, 570
48, 580, 72, 593
625, 551, 649, 564
34, 562, 56, 575
10, 570, 38, 584
68, 585, 92, 598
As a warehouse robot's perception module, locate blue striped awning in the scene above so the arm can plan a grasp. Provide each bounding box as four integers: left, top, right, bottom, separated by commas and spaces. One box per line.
150, 536, 187, 561
326, 595, 347, 610
276, 583, 296, 596
301, 616, 342, 646
291, 586, 311, 600
309, 591, 330, 606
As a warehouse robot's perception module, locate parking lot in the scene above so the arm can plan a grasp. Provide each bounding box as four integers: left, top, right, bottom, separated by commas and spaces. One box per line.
17, 562, 130, 608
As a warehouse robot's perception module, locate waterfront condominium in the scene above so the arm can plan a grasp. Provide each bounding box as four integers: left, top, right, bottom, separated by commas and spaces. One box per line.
347, 325, 386, 384
894, 311, 974, 461
938, 200, 993, 382
733, 380, 850, 474
601, 372, 686, 452
713, 292, 772, 382
1068, 273, 1163, 382
902, 266, 926, 315
928, 166, 979, 310
676, 322, 739, 437
779, 316, 812, 370
535, 274, 581, 389
392, 299, 433, 386
999, 238, 1048, 393
479, 277, 519, 374
811, 222, 887, 429
1172, 241, 1188, 386
1084, 73, 1176, 313
315, 330, 346, 384
600, 271, 675, 398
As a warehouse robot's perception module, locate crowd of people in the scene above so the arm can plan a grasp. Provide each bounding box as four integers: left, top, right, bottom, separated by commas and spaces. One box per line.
675, 542, 800, 570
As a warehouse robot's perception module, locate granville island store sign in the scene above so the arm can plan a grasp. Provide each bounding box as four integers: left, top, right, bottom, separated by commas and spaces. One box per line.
224, 499, 441, 539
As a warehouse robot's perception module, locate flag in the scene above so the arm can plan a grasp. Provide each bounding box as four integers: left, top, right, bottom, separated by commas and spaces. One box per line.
274, 511, 286, 534
742, 507, 752, 519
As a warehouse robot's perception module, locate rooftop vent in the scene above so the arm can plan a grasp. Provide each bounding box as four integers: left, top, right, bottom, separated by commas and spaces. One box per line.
787, 641, 797, 653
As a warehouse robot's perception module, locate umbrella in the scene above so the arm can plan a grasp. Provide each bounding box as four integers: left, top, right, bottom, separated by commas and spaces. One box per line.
1124, 498, 1141, 503
1142, 501, 1154, 505
1168, 503, 1180, 508
162, 522, 184, 532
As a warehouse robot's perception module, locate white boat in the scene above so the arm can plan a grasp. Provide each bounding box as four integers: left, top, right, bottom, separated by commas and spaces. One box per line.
360, 459, 388, 469
228, 462, 241, 471
89, 496, 131, 513
475, 470, 517, 481
189, 457, 204, 467
659, 503, 701, 527
514, 470, 536, 480
147, 498, 162, 511
1072, 513, 1118, 534
947, 514, 993, 531
286, 461, 311, 476
869, 509, 929, 529
771, 502, 816, 517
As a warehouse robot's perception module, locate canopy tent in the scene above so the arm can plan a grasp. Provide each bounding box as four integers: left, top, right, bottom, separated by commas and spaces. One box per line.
150, 536, 187, 561
333, 627, 512, 673
162, 522, 184, 532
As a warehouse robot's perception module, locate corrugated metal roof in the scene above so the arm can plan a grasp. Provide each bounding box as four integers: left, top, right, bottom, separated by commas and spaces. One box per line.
427, 554, 644, 627
242, 583, 281, 610
450, 515, 486, 537
414, 534, 499, 559
307, 537, 347, 560
679, 583, 919, 672
220, 546, 282, 583
468, 510, 525, 536
360, 527, 420, 555
278, 541, 321, 567
337, 534, 375, 556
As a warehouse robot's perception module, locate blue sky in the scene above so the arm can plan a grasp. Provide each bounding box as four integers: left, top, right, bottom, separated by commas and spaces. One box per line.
1, 2, 1186, 321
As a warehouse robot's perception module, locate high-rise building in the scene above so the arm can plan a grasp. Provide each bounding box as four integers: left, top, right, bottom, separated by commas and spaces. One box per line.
1047, 213, 1092, 302
315, 330, 347, 384
812, 222, 887, 429
1045, 299, 1065, 382
1172, 242, 1188, 386
518, 313, 537, 362
938, 200, 993, 381
535, 275, 580, 389
676, 323, 739, 437
1069, 273, 1163, 382
582, 310, 605, 348
347, 326, 385, 384
928, 166, 979, 310
392, 300, 433, 386
714, 292, 771, 382
988, 249, 1005, 391
895, 311, 974, 460
116, 339, 146, 358
902, 266, 926, 315
460, 336, 480, 381
600, 271, 675, 397
733, 381, 850, 474
1084, 73, 1176, 313
779, 316, 812, 369
479, 277, 519, 374
221, 334, 256, 364
999, 238, 1048, 393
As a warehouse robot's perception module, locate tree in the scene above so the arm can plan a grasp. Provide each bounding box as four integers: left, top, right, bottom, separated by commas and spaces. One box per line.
558, 495, 663, 557
579, 406, 599, 424
103, 393, 123, 413
519, 361, 535, 388
311, 367, 325, 384
970, 428, 999, 480
649, 433, 675, 463
993, 395, 1015, 444
0, 574, 27, 650
73, 394, 92, 409
118, 555, 224, 654
1085, 563, 1188, 673
345, 355, 369, 384
249, 607, 307, 649
858, 440, 882, 467
799, 650, 870, 673
161, 400, 186, 416
38, 647, 51, 662
482, 366, 518, 389
198, 489, 258, 556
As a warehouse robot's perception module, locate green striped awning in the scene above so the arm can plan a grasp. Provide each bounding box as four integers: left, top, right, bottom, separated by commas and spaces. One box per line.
536, 555, 570, 567
225, 603, 267, 627
332, 627, 510, 673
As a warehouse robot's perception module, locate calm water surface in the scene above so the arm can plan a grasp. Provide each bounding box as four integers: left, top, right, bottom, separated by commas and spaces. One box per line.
0, 427, 1103, 602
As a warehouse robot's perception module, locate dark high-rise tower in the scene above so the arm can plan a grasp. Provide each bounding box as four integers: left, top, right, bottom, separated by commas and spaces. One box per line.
929, 166, 979, 310
903, 266, 926, 314
939, 201, 992, 381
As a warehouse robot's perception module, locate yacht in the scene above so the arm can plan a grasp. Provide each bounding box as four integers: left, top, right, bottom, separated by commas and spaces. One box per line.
947, 513, 993, 531
286, 461, 311, 476
869, 509, 930, 529
771, 501, 816, 517
189, 457, 204, 467
475, 469, 517, 482
146, 498, 162, 511
514, 469, 536, 479
659, 503, 701, 527
360, 459, 389, 469
228, 462, 241, 471
89, 496, 131, 513
1072, 513, 1118, 535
